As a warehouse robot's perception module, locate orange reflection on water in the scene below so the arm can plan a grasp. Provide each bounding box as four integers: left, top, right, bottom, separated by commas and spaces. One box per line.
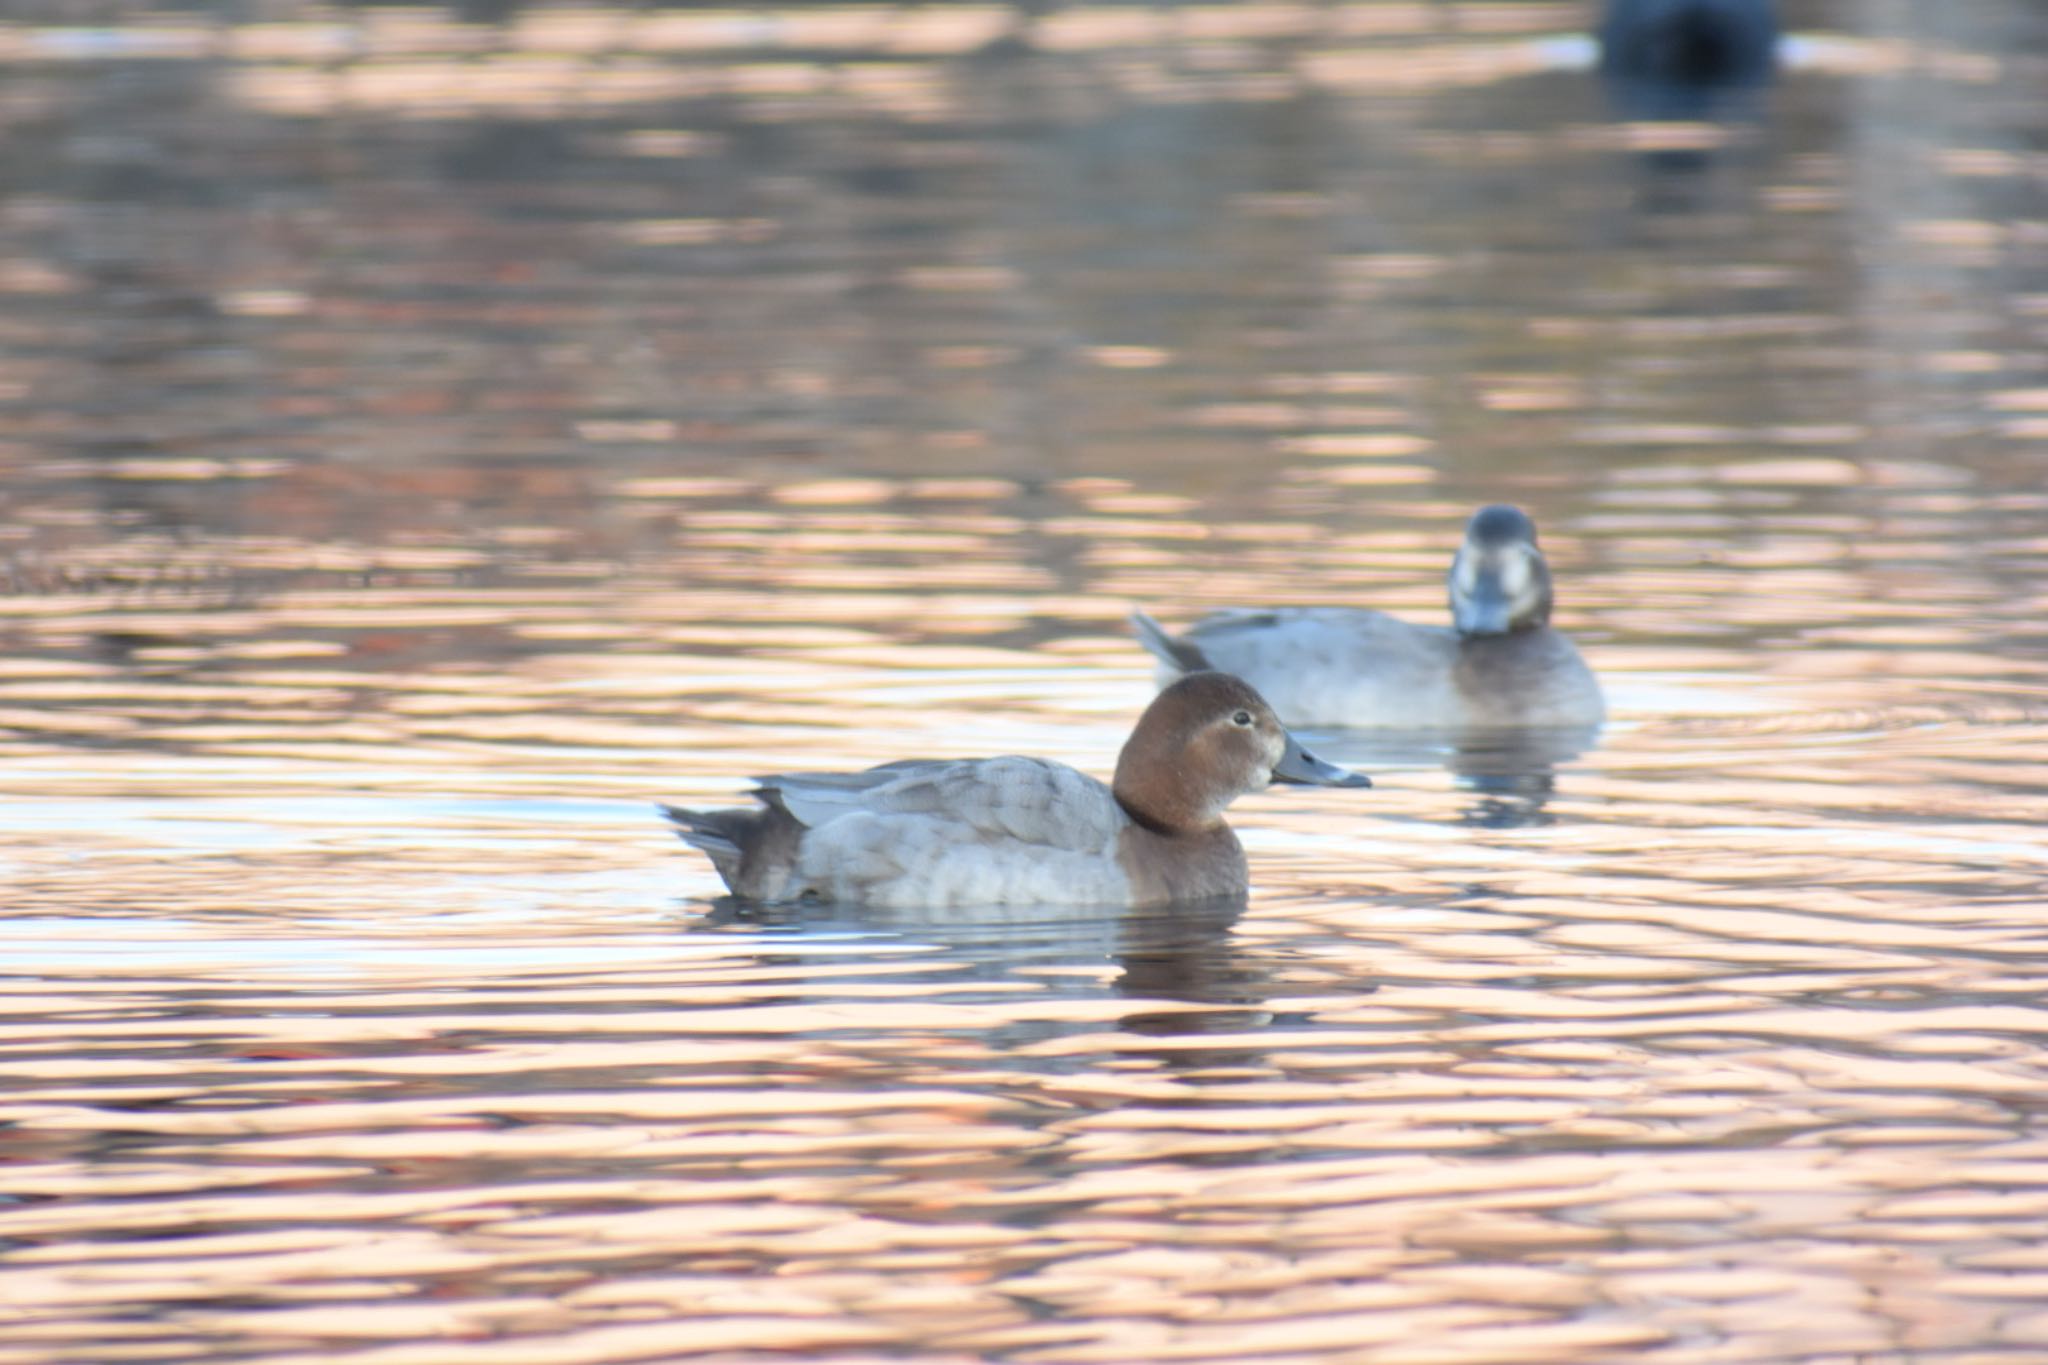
8, 3, 2048, 1362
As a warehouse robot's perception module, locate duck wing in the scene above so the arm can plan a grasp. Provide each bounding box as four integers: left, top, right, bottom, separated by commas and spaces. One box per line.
758, 756, 1123, 852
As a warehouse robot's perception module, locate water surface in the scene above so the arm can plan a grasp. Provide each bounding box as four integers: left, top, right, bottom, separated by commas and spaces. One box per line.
6, 2, 2048, 1361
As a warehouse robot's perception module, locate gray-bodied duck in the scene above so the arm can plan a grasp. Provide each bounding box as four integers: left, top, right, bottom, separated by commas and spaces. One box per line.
1132, 505, 1604, 730
663, 671, 1370, 909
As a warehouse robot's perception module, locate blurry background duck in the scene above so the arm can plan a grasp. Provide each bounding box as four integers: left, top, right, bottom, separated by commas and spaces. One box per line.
1132, 505, 1604, 733
663, 672, 1369, 910
1598, 0, 1779, 122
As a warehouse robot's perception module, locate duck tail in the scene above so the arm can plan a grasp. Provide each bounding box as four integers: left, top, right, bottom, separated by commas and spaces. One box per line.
1129, 610, 1213, 674
658, 803, 753, 889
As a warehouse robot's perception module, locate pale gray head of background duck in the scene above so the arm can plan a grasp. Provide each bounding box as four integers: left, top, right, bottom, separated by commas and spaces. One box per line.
1113, 672, 1368, 833
1448, 504, 1554, 636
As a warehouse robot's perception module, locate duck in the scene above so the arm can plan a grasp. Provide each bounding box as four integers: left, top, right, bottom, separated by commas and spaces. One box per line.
1131, 505, 1604, 730
1599, 0, 1777, 96
661, 671, 1370, 909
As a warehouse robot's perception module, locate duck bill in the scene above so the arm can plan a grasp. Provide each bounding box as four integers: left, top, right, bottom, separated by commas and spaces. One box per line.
1272, 734, 1372, 788
1453, 578, 1514, 636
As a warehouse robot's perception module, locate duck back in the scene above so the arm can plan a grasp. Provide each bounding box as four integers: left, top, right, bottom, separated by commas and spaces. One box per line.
1156, 607, 1601, 729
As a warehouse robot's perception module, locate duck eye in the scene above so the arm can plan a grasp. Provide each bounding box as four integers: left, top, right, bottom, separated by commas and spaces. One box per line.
1232, 710, 1253, 727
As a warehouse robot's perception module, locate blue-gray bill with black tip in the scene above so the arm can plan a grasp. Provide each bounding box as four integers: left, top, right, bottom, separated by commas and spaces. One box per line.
1272, 734, 1373, 788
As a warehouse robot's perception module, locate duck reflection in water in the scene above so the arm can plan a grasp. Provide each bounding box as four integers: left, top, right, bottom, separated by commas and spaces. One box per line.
696, 895, 1256, 1006
1445, 726, 1601, 829
1301, 724, 1601, 830
1598, 0, 1779, 123
693, 894, 1293, 1069
1112, 895, 1306, 1071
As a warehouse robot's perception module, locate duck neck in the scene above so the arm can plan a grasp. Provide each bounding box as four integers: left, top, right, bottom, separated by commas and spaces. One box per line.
1114, 788, 1182, 837
1113, 754, 1224, 838
1116, 820, 1247, 905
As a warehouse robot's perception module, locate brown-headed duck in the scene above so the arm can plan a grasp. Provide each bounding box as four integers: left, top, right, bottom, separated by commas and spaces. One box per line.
662, 672, 1369, 908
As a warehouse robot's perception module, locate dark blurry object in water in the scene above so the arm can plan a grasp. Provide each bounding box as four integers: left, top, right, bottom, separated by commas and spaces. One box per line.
1599, 0, 1778, 120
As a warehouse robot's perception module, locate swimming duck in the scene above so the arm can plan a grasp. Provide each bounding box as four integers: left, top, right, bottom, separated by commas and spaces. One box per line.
661, 671, 1370, 908
1599, 0, 1777, 94
1132, 505, 1604, 730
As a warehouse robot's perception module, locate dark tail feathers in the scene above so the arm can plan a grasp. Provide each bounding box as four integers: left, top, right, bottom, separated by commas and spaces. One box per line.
659, 803, 755, 886
1129, 610, 1214, 673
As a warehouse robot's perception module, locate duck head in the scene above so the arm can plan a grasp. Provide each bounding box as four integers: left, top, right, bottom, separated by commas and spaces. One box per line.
1448, 504, 1555, 637
1114, 672, 1370, 834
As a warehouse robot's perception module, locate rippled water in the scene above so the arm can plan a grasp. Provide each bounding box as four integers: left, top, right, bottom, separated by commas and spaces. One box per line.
6, 2, 2048, 1361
